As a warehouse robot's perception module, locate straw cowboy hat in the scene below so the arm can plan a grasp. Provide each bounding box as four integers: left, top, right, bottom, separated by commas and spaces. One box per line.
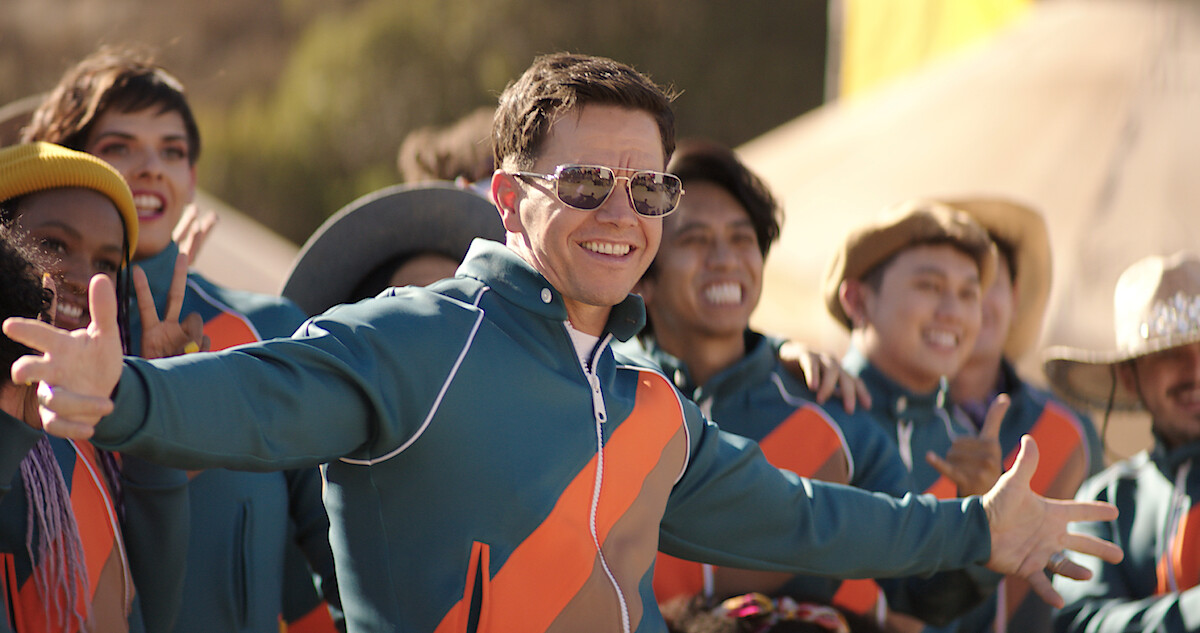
939, 197, 1052, 360
1044, 251, 1200, 411
281, 182, 504, 316
823, 198, 997, 329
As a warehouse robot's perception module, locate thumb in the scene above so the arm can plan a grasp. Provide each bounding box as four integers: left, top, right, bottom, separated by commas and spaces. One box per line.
87, 275, 120, 338
979, 393, 1010, 440
1005, 434, 1040, 489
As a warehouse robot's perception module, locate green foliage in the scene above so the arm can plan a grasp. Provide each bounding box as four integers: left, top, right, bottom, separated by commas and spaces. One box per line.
6, 0, 826, 247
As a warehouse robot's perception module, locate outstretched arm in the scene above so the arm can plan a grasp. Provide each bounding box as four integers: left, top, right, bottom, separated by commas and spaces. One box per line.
981, 435, 1123, 608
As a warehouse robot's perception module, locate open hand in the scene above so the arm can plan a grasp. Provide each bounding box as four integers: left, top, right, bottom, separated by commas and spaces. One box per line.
981, 435, 1122, 608
4, 275, 124, 440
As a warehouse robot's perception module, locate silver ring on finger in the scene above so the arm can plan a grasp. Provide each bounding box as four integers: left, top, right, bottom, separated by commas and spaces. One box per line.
1046, 550, 1067, 575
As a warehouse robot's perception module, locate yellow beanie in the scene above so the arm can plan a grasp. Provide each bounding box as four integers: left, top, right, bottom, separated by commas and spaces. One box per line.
0, 142, 138, 259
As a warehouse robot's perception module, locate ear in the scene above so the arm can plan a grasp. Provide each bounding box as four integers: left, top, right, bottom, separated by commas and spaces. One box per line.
1115, 360, 1139, 394
839, 279, 871, 329
634, 273, 656, 304
491, 170, 524, 234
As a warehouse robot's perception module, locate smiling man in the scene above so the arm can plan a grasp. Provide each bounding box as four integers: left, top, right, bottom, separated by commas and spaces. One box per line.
5, 53, 1122, 633
1045, 252, 1200, 633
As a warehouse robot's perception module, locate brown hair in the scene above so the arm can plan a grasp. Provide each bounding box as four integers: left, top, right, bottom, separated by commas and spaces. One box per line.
666, 139, 782, 257
492, 53, 677, 170
22, 45, 201, 164
398, 106, 496, 184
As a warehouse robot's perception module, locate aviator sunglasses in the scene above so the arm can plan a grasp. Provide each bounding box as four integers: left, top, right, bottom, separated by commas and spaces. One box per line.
514, 164, 684, 217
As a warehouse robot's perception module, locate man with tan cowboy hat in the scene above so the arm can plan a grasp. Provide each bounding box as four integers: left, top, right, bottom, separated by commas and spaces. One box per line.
824, 198, 1012, 631
940, 198, 1102, 633
1045, 252, 1200, 632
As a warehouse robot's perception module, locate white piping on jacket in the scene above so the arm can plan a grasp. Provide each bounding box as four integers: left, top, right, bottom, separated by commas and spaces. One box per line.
1163, 460, 1193, 592
186, 279, 263, 342
768, 371, 856, 483
340, 289, 488, 466
69, 440, 133, 613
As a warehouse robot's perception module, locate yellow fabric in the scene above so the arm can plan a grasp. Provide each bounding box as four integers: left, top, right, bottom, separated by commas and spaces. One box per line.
838, 0, 1032, 98
0, 142, 138, 257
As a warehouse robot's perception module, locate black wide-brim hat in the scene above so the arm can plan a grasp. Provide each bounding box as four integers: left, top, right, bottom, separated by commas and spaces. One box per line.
280, 182, 504, 316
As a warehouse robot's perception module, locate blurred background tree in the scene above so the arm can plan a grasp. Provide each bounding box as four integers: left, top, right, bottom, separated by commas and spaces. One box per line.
0, 0, 828, 244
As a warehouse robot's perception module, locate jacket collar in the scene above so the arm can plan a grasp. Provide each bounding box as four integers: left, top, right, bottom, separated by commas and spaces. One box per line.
642, 329, 773, 395
457, 239, 646, 342
132, 241, 182, 298
1151, 433, 1200, 473
844, 346, 949, 420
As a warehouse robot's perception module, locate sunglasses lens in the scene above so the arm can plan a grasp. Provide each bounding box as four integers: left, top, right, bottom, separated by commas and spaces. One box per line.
555, 166, 614, 210
630, 172, 683, 217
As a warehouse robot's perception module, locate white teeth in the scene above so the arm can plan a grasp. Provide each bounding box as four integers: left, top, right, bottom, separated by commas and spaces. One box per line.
133, 194, 163, 215
704, 282, 742, 305
926, 330, 958, 348
582, 241, 631, 256
57, 302, 83, 319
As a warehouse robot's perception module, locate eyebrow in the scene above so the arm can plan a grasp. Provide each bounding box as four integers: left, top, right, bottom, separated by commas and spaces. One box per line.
34, 220, 124, 252
92, 130, 188, 144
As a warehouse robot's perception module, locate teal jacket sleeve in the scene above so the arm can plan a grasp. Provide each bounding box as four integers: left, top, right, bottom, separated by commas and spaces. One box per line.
657, 402, 994, 580
91, 297, 476, 469
119, 454, 190, 633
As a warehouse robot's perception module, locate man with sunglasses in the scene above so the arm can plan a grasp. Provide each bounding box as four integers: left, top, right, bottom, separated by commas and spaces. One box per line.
6, 53, 1121, 633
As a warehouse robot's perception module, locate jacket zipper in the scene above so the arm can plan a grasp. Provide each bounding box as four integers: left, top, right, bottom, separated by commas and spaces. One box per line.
582, 332, 631, 633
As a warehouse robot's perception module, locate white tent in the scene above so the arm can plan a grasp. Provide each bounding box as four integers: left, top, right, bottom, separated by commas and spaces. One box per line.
740, 0, 1198, 457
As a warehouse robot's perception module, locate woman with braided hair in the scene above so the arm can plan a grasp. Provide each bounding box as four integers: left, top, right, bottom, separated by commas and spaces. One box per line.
0, 142, 196, 633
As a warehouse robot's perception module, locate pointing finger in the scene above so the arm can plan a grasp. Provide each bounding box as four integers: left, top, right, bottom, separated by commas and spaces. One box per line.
979, 393, 1010, 441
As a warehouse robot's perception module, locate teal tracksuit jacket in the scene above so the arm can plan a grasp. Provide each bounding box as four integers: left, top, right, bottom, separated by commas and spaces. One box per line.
952, 360, 1101, 633
1054, 438, 1200, 633
92, 240, 997, 633
843, 348, 1003, 629
629, 330, 910, 621
0, 411, 189, 633
130, 243, 339, 633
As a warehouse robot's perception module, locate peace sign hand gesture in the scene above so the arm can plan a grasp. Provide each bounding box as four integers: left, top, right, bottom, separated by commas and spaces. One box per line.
133, 253, 209, 360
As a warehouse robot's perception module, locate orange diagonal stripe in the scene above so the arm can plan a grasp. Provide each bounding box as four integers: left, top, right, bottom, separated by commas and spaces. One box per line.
437, 374, 685, 633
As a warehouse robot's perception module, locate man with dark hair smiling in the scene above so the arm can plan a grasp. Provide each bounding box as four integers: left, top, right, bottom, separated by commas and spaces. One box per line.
6, 53, 1121, 633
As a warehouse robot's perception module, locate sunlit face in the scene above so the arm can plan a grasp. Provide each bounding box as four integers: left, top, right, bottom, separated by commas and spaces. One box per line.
495, 104, 664, 334
84, 108, 196, 260
1121, 342, 1200, 450
968, 254, 1016, 365
850, 244, 983, 392
387, 252, 460, 288
640, 181, 763, 341
10, 188, 126, 331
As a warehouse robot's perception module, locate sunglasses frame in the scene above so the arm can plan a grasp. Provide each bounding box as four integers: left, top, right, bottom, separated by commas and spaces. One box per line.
514, 164, 683, 218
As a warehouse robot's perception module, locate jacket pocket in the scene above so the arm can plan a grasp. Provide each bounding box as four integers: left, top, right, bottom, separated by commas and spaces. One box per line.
435, 541, 491, 633
234, 500, 251, 627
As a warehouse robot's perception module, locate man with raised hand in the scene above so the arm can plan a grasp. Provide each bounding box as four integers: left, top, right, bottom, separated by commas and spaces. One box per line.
7, 53, 1120, 633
